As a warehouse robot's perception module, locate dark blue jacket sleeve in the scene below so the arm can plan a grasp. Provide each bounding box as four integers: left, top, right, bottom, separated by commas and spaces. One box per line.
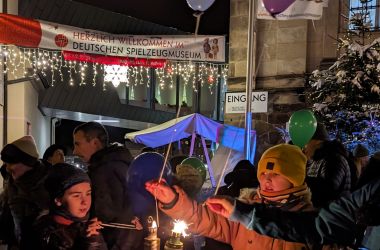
229, 179, 380, 246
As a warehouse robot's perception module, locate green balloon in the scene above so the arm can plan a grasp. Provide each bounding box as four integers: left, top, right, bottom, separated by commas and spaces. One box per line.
289, 109, 317, 148
181, 157, 207, 181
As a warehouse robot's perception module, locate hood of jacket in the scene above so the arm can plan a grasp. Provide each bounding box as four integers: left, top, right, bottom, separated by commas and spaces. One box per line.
10, 160, 49, 192
313, 140, 348, 161
88, 143, 132, 169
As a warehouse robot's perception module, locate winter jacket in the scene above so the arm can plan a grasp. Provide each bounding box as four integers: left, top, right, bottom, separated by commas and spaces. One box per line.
88, 143, 142, 250
356, 157, 380, 190
160, 184, 333, 250
0, 161, 50, 249
229, 179, 380, 249
33, 214, 107, 250
306, 140, 351, 207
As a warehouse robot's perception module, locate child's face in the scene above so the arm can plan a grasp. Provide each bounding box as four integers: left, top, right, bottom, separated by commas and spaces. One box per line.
49, 149, 65, 165
259, 172, 293, 192
55, 182, 92, 218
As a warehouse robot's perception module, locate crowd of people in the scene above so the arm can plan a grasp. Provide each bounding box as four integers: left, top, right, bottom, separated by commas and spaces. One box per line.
0, 121, 379, 249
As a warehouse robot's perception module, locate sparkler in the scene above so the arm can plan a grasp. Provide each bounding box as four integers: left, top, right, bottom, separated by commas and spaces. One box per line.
164, 220, 189, 250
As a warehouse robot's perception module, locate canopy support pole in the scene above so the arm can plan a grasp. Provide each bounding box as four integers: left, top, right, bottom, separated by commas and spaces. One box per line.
189, 132, 196, 157
201, 136, 215, 187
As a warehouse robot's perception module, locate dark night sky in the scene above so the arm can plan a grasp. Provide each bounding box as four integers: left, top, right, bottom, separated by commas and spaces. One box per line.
73, 0, 230, 36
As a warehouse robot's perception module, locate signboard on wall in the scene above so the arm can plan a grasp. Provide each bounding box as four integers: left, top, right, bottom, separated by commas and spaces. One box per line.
225, 91, 268, 114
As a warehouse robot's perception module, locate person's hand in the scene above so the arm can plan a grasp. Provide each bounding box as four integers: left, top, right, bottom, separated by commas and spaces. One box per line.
145, 179, 176, 204
86, 217, 103, 237
131, 216, 143, 230
206, 196, 235, 218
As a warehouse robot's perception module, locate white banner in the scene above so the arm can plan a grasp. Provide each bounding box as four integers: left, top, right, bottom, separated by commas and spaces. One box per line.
225, 91, 268, 114
0, 14, 226, 62
257, 0, 328, 20
40, 22, 226, 62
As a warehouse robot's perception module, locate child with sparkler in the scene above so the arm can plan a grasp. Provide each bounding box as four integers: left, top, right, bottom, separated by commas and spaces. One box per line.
146, 144, 337, 249
33, 163, 107, 249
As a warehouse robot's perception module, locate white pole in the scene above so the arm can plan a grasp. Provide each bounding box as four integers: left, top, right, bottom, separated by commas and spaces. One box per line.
201, 136, 215, 187
244, 0, 257, 160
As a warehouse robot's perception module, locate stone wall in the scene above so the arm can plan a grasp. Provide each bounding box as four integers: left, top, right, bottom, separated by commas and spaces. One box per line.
227, 0, 339, 162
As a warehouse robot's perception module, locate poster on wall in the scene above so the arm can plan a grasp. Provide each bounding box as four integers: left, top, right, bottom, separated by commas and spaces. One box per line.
257, 0, 329, 20
0, 13, 226, 63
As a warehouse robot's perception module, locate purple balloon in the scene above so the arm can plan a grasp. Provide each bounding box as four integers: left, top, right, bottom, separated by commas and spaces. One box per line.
262, 0, 295, 15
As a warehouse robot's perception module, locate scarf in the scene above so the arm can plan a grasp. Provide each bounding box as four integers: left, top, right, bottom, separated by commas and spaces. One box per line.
239, 184, 313, 211
52, 204, 89, 225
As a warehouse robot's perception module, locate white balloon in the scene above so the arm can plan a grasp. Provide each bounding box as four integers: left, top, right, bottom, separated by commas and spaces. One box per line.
186, 0, 216, 11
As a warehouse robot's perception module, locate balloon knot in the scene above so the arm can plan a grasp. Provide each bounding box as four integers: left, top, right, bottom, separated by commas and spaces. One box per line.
193, 11, 204, 18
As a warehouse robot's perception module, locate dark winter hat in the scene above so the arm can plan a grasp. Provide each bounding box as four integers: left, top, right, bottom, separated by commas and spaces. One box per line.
372, 151, 380, 161
42, 144, 67, 161
45, 163, 90, 199
224, 160, 256, 186
311, 123, 330, 141
353, 144, 369, 158
169, 155, 187, 174
1, 135, 39, 167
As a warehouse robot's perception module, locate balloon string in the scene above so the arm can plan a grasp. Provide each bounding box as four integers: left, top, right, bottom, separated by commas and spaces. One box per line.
155, 105, 182, 227
158, 105, 182, 182
311, 20, 317, 33
213, 115, 245, 196
213, 149, 233, 196
193, 12, 204, 36
155, 195, 160, 228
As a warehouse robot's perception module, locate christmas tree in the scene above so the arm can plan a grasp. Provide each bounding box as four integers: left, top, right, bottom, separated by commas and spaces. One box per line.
307, 0, 380, 153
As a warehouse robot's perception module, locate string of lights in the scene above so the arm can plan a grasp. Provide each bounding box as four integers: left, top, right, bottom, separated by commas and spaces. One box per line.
0, 45, 229, 92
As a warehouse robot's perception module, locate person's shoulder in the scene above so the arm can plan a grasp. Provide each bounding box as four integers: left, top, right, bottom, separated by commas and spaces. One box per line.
106, 144, 132, 162
92, 143, 130, 162
91, 145, 131, 173
34, 214, 59, 235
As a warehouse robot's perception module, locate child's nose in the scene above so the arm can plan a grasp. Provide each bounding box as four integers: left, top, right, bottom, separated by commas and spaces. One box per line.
264, 173, 273, 180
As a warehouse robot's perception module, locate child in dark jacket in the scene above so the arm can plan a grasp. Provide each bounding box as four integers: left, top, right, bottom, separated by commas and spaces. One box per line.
33, 163, 106, 250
